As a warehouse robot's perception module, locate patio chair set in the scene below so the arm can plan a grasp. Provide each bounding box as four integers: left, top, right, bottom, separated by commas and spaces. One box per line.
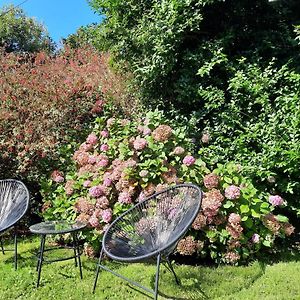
0, 179, 202, 300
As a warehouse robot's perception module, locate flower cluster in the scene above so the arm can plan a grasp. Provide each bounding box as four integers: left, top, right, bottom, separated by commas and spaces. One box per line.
192, 213, 207, 230
268, 195, 284, 206
183, 155, 196, 166
133, 137, 148, 151
202, 189, 224, 222
152, 125, 172, 142
42, 111, 205, 251
42, 114, 294, 264
203, 173, 219, 189
224, 185, 241, 200
224, 251, 240, 264
226, 213, 243, 240
51, 170, 64, 183
262, 213, 294, 236
177, 236, 204, 256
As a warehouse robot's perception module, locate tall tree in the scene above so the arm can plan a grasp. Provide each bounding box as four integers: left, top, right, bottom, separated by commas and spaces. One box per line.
0, 5, 55, 53
88, 0, 300, 106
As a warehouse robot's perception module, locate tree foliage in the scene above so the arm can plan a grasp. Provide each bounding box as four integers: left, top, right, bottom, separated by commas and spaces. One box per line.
88, 0, 300, 107
88, 0, 300, 210
198, 58, 300, 207
0, 5, 54, 53
63, 24, 102, 49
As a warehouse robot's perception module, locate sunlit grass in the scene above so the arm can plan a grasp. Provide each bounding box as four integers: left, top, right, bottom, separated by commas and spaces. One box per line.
0, 236, 299, 300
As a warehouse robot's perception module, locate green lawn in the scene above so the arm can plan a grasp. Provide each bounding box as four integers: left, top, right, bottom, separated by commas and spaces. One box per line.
0, 237, 299, 300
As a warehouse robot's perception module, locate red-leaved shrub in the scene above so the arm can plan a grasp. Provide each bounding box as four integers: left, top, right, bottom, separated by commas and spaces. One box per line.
0, 46, 120, 181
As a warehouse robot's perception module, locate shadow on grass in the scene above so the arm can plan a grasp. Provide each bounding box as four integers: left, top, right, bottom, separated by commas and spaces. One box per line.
151, 261, 266, 300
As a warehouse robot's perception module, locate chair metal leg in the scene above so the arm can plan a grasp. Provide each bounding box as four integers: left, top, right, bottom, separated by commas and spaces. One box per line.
154, 253, 161, 300
73, 233, 83, 279
14, 227, 18, 270
93, 247, 104, 293
166, 258, 180, 285
36, 235, 46, 288
0, 237, 4, 254
72, 233, 78, 267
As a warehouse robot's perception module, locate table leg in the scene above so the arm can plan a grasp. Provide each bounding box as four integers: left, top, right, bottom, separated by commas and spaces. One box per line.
72, 232, 78, 267
73, 233, 83, 279
36, 235, 45, 287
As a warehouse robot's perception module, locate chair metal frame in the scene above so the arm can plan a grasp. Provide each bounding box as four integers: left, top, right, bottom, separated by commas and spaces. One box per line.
93, 183, 202, 300
0, 179, 30, 269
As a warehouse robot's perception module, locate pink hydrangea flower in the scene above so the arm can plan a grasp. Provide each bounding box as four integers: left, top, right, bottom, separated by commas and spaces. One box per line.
55, 175, 64, 183
121, 119, 130, 126
89, 215, 100, 228
228, 213, 241, 224
107, 118, 115, 127
269, 195, 284, 206
51, 170, 64, 183
95, 196, 110, 209
138, 191, 147, 202
103, 178, 112, 187
137, 125, 144, 133
89, 185, 104, 198
91, 100, 103, 114
202, 189, 224, 219
225, 185, 241, 200
65, 180, 75, 196
133, 137, 148, 151
79, 142, 93, 152
143, 127, 151, 136
101, 209, 112, 223
118, 192, 132, 204
203, 173, 219, 190
100, 130, 109, 138
183, 155, 196, 166
83, 180, 92, 188
86, 133, 98, 145
88, 155, 97, 164
224, 251, 240, 264
173, 146, 185, 155
139, 170, 149, 177
125, 159, 137, 168
97, 158, 109, 168
100, 144, 109, 152
251, 233, 260, 243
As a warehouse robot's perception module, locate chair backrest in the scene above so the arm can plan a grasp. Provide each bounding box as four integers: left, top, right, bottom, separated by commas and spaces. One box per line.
103, 184, 202, 261
0, 179, 30, 233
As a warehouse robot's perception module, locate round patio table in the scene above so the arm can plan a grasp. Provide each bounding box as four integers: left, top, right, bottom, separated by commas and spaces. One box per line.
29, 220, 86, 287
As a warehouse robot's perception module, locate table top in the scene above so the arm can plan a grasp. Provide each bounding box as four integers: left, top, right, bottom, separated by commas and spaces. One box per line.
29, 220, 86, 235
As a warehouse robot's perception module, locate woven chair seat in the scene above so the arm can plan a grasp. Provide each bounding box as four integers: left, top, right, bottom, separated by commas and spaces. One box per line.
93, 183, 203, 299
0, 179, 29, 234
0, 179, 29, 269
103, 184, 202, 262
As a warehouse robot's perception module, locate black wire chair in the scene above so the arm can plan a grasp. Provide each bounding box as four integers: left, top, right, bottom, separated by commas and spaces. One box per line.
0, 179, 30, 269
93, 183, 203, 300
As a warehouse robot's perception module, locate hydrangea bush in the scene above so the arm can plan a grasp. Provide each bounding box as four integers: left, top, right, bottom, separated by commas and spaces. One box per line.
41, 111, 294, 263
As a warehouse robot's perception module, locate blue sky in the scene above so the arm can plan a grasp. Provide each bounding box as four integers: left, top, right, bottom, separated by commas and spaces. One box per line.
0, 0, 102, 44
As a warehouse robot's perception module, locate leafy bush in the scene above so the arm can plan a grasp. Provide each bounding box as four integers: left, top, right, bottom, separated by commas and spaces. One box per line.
41, 110, 294, 263
87, 0, 300, 213
89, 0, 300, 107
197, 58, 300, 210
0, 5, 54, 53
0, 47, 113, 183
